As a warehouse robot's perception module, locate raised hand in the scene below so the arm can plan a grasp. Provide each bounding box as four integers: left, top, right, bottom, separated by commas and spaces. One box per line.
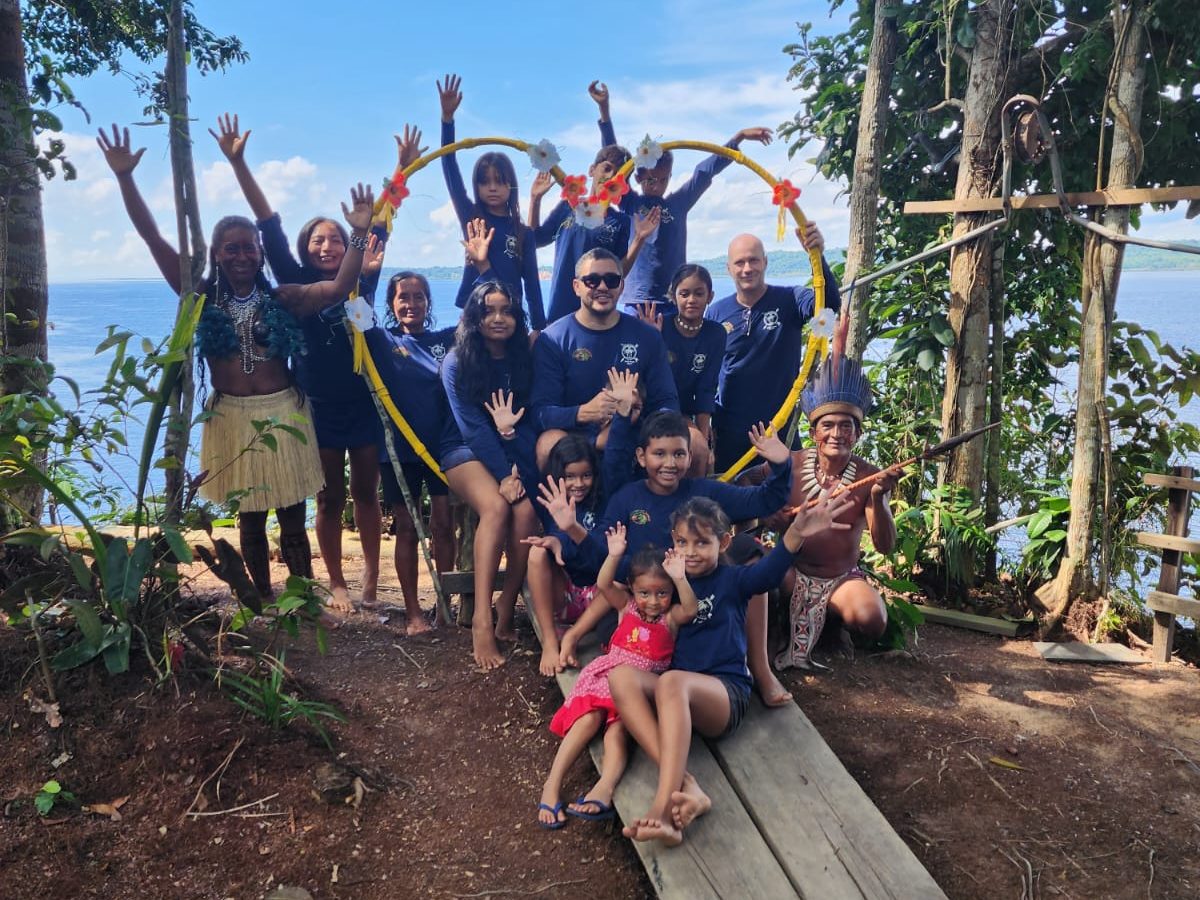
361, 233, 385, 278
733, 126, 774, 146
633, 206, 661, 243
208, 112, 250, 162
437, 73, 463, 122
462, 217, 494, 268
341, 183, 375, 233
395, 124, 426, 170
662, 547, 687, 582
787, 493, 856, 546
588, 80, 610, 109
537, 477, 578, 532
499, 464, 525, 504
484, 389, 525, 435
96, 125, 145, 176
635, 300, 663, 331
607, 367, 640, 416
795, 221, 825, 254
522, 534, 565, 566
606, 521, 627, 558
530, 171, 554, 201
748, 421, 789, 465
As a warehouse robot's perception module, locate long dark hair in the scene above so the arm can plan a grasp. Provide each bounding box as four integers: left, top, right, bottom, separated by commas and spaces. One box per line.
472, 153, 526, 257
201, 215, 275, 303
384, 270, 435, 332
453, 280, 532, 408
544, 433, 600, 511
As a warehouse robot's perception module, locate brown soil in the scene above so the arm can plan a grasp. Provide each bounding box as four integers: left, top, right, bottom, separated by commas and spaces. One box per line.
2, 538, 1198, 899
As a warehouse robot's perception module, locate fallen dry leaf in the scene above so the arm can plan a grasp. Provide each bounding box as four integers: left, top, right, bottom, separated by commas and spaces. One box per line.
26, 694, 62, 729
988, 756, 1026, 771
83, 796, 129, 821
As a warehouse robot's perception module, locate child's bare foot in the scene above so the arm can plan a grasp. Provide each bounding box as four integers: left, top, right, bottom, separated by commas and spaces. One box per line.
537, 789, 566, 829
757, 672, 793, 708
361, 571, 379, 608
472, 625, 506, 670
406, 615, 432, 636
624, 816, 683, 846
670, 773, 712, 830
495, 624, 518, 643
539, 645, 563, 677
327, 585, 355, 615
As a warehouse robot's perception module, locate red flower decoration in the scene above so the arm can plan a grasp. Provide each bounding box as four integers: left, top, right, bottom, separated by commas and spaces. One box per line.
562, 174, 588, 208
597, 173, 630, 204
383, 171, 410, 208
772, 179, 801, 207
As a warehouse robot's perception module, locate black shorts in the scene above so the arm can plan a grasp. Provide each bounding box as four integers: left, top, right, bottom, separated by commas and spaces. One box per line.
715, 674, 751, 738
380, 460, 448, 505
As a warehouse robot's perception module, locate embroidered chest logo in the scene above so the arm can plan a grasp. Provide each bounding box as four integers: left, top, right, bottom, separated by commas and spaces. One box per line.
504, 234, 519, 260
761, 310, 781, 331
690, 353, 707, 374
572, 347, 593, 362
723, 321, 735, 334
693, 594, 715, 625
429, 342, 447, 362
619, 343, 640, 366
629, 509, 650, 526
581, 510, 596, 531
596, 219, 619, 246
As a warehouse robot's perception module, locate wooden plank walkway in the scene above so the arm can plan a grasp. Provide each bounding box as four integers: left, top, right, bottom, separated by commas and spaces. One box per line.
556, 639, 946, 899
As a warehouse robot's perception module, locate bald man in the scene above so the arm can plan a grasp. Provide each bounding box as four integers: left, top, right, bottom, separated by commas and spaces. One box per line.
704, 225, 840, 471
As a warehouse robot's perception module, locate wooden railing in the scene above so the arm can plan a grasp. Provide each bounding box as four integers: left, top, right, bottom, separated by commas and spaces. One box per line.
1137, 467, 1199, 663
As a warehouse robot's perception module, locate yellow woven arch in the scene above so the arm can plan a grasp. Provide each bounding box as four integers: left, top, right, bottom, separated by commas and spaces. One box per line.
356, 137, 828, 483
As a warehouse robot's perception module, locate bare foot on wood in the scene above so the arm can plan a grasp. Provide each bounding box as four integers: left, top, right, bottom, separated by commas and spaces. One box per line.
472, 625, 506, 671
670, 772, 712, 830
757, 672, 793, 708
539, 645, 563, 677
624, 816, 683, 846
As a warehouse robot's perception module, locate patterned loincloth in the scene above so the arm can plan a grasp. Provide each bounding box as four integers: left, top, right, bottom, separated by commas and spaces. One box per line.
774, 568, 865, 670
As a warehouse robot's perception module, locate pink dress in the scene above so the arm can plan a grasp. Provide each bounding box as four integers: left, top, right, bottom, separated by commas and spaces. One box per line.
550, 601, 675, 737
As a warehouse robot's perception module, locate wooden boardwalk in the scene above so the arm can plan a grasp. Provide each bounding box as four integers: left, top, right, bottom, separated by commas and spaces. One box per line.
557, 643, 947, 900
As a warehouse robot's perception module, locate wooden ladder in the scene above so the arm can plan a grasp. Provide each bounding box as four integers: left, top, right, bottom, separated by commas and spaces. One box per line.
1137, 467, 1200, 662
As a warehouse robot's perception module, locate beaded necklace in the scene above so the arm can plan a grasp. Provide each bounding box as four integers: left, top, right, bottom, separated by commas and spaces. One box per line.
222, 288, 269, 374
674, 316, 704, 336
798, 448, 858, 501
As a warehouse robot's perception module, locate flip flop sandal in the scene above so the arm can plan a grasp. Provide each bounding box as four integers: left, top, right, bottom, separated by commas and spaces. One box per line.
537, 801, 566, 830
565, 795, 615, 821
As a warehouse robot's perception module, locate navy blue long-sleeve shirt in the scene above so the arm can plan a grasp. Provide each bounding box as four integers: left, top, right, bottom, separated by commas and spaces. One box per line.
441, 121, 545, 328
660, 314, 727, 417
530, 312, 679, 435
440, 348, 532, 484
533, 199, 632, 324
599, 119, 736, 303
673, 542, 795, 694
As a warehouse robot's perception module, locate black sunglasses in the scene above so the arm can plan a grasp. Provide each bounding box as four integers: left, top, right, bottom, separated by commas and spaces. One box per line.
579, 273, 622, 289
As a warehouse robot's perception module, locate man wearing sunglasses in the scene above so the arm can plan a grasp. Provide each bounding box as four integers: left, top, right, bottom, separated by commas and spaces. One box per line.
705, 223, 841, 472
531, 248, 679, 468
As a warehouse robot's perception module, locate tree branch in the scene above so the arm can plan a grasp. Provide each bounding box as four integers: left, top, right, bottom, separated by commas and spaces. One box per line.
1017, 22, 1087, 79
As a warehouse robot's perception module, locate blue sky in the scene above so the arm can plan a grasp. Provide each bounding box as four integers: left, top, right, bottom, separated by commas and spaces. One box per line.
38, 0, 1192, 282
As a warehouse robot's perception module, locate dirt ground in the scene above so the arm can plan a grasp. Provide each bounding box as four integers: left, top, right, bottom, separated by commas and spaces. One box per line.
2, 535, 1198, 900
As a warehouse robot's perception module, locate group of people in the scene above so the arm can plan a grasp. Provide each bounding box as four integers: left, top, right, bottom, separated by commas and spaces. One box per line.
96, 76, 900, 848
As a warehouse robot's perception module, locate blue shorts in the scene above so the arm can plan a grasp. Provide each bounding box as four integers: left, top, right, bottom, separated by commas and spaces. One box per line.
715, 673, 750, 738
310, 393, 382, 451
381, 460, 447, 504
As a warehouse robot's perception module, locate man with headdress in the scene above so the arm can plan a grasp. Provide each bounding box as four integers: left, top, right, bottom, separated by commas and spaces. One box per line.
751, 315, 898, 669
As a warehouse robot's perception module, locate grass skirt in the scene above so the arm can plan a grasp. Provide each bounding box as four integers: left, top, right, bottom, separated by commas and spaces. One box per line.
199, 388, 324, 513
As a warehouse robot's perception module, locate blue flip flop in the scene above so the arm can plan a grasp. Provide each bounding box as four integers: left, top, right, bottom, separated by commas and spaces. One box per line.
565, 795, 615, 821
537, 801, 566, 830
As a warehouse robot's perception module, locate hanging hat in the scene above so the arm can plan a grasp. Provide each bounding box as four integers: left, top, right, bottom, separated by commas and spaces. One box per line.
801, 313, 873, 424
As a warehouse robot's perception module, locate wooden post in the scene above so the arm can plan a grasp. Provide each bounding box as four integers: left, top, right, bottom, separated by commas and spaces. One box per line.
1151, 465, 1193, 663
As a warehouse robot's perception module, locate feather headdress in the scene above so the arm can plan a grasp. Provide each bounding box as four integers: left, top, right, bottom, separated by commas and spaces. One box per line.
801, 313, 873, 424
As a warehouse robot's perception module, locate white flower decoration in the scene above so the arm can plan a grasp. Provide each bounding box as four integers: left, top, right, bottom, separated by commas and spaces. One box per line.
526, 139, 560, 173
343, 296, 376, 333
634, 135, 664, 170
810, 308, 837, 339
574, 200, 606, 230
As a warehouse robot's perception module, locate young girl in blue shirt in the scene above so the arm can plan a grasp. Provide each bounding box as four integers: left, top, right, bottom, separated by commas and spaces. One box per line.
611, 493, 854, 847
437, 74, 546, 328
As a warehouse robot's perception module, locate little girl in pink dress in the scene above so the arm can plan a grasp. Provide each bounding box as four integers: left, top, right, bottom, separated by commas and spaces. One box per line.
536, 524, 698, 829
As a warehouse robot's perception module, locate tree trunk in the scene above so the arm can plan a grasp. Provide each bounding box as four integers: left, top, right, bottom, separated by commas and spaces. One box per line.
1036, 0, 1148, 630
0, 0, 49, 530
162, 0, 204, 521
984, 237, 1006, 578
844, 0, 900, 362
940, 0, 1018, 500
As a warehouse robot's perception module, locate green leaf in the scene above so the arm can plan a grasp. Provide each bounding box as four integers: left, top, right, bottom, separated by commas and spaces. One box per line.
35, 793, 54, 815
229, 608, 255, 631
52, 639, 102, 671
42, 780, 61, 794
65, 599, 103, 647
917, 348, 939, 371
161, 527, 193, 564
103, 636, 130, 674
259, 434, 277, 453
1027, 510, 1053, 538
